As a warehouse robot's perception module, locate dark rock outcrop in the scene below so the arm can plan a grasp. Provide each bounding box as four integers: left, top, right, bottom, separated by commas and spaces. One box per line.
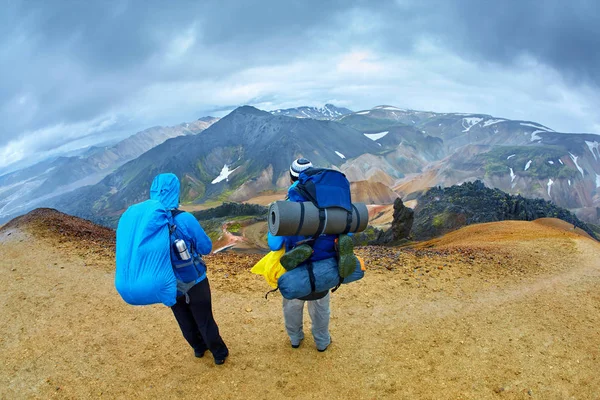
412, 180, 597, 240
379, 198, 414, 243
191, 202, 267, 221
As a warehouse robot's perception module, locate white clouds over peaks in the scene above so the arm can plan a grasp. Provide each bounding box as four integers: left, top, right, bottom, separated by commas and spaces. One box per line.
0, 115, 118, 169
2, 0, 600, 170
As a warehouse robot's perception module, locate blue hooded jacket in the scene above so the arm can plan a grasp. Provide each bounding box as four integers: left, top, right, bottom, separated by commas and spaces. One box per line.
150, 173, 212, 293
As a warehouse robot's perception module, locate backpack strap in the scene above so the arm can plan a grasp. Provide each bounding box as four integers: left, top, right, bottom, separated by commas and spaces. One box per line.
306, 262, 316, 293
342, 210, 352, 234
170, 208, 184, 218
176, 280, 197, 304
311, 208, 327, 241
331, 276, 344, 293
168, 208, 205, 303
168, 208, 183, 234
265, 286, 280, 299
342, 204, 360, 234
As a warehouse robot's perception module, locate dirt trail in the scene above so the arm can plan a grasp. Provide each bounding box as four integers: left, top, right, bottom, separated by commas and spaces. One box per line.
1, 219, 600, 399
213, 221, 268, 253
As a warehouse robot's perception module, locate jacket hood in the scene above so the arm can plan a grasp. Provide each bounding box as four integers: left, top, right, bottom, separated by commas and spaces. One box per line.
150, 173, 180, 210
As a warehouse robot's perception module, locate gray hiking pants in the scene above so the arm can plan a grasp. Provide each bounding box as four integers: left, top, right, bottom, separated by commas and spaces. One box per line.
282, 293, 331, 350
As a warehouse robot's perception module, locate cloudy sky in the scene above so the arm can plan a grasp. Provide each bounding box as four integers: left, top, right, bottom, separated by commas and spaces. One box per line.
1, 0, 600, 172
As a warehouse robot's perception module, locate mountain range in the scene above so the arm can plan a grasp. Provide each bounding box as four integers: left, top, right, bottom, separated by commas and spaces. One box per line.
270, 104, 352, 119
0, 117, 217, 223
3, 103, 599, 229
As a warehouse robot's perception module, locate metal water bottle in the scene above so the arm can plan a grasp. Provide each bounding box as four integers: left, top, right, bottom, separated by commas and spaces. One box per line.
174, 239, 191, 261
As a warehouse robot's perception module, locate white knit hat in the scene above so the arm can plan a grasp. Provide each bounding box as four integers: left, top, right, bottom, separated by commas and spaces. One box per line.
289, 158, 313, 180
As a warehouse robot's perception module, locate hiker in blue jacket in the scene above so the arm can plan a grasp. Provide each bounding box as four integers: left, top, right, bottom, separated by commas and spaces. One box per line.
267, 158, 336, 352
150, 173, 229, 365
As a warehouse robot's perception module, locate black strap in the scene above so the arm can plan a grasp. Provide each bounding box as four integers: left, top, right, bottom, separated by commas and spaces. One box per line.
294, 202, 305, 236
331, 276, 344, 293
265, 287, 280, 299
352, 204, 360, 232
311, 208, 326, 241
171, 208, 184, 218
342, 210, 352, 234
169, 209, 184, 234
306, 262, 316, 293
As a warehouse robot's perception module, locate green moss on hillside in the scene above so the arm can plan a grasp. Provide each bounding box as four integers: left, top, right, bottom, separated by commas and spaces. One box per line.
180, 175, 206, 203
481, 146, 575, 180
227, 223, 241, 233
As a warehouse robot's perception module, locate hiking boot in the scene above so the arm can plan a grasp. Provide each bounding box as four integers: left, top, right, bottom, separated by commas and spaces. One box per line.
317, 338, 332, 352
194, 349, 205, 358
281, 244, 313, 271
214, 352, 228, 365
337, 234, 357, 278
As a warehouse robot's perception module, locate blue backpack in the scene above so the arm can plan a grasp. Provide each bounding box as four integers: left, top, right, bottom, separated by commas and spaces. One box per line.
293, 168, 354, 239
115, 201, 204, 306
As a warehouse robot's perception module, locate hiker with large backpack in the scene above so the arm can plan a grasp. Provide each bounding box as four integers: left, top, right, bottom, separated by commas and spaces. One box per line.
115, 173, 229, 365
267, 158, 362, 352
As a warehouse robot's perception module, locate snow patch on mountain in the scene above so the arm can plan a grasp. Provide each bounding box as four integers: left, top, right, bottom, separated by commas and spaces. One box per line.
320, 104, 345, 118
585, 141, 600, 161
548, 161, 554, 165
356, 111, 370, 115
335, 151, 346, 159
374, 105, 406, 111
559, 159, 564, 165
524, 160, 532, 171
596, 174, 600, 188
483, 119, 505, 127
520, 122, 552, 131
462, 117, 484, 132
364, 131, 389, 141
568, 179, 572, 186
509, 168, 516, 182
270, 104, 351, 119
531, 130, 544, 142
211, 165, 239, 184
569, 153, 584, 178
507, 154, 516, 160
547, 178, 554, 197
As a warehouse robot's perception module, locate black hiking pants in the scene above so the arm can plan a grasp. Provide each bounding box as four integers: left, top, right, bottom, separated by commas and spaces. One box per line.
171, 278, 229, 360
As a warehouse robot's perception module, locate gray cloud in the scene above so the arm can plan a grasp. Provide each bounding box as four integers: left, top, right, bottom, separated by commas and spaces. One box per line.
434, 0, 600, 85
1, 0, 600, 170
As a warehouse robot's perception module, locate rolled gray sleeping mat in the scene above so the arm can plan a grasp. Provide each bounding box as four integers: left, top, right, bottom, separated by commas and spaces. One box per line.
269, 201, 369, 236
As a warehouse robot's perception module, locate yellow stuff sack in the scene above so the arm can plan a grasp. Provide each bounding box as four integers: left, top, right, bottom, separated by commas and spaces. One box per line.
251, 248, 286, 288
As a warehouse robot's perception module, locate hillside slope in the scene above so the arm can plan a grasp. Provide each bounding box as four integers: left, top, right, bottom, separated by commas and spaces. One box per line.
1, 210, 599, 398
0, 118, 216, 224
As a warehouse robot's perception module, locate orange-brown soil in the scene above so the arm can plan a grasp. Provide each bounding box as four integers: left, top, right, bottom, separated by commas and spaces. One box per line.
1, 211, 599, 399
